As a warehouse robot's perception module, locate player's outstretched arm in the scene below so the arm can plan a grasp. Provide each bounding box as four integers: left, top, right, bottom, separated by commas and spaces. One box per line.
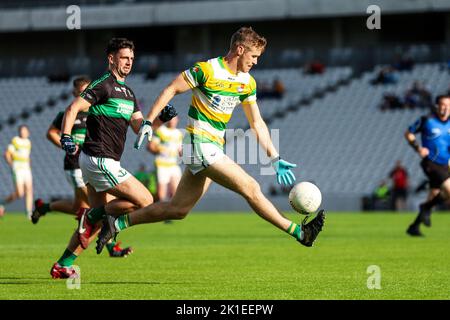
242, 102, 296, 185
145, 73, 190, 122
134, 73, 188, 149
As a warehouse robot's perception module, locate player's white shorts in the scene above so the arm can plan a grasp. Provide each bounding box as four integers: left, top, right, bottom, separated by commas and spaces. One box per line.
12, 167, 32, 185
156, 165, 182, 184
64, 169, 87, 189
181, 142, 225, 175
79, 152, 131, 192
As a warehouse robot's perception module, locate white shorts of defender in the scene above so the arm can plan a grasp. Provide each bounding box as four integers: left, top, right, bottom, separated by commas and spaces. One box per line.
79, 152, 131, 192
156, 165, 182, 185
181, 142, 225, 175
12, 167, 32, 185
64, 169, 87, 189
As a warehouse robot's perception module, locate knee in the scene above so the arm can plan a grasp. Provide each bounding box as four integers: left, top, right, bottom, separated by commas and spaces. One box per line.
241, 179, 262, 201
135, 195, 154, 209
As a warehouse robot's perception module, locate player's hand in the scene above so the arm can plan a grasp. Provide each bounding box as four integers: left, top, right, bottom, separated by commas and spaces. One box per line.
134, 120, 153, 150
60, 134, 77, 155
272, 157, 297, 185
158, 103, 178, 122
418, 147, 429, 158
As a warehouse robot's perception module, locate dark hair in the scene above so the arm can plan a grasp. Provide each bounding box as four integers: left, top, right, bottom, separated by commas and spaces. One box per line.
106, 38, 135, 55
18, 124, 28, 133
435, 94, 450, 105
73, 76, 91, 90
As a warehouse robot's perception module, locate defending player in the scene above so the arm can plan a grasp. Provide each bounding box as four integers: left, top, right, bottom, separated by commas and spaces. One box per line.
95, 27, 325, 254
405, 94, 450, 236
32, 76, 132, 259
51, 38, 177, 278
0, 125, 33, 219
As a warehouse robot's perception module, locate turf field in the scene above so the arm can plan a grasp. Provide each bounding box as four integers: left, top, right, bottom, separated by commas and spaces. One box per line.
0, 212, 449, 300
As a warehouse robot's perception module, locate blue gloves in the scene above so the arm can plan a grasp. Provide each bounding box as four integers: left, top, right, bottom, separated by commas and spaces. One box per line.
158, 103, 178, 122
134, 120, 153, 150
60, 134, 77, 155
271, 157, 297, 185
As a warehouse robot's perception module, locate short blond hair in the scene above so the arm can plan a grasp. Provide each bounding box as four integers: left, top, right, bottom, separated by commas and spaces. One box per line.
230, 27, 267, 52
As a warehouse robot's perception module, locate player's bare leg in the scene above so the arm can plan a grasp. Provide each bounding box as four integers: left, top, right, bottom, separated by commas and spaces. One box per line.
95, 169, 212, 253
203, 156, 325, 247
205, 156, 292, 231
24, 179, 33, 219
130, 169, 211, 224
96, 159, 324, 252
32, 186, 89, 224
77, 176, 152, 250
157, 183, 168, 202
408, 185, 446, 236
169, 173, 181, 199
0, 184, 22, 217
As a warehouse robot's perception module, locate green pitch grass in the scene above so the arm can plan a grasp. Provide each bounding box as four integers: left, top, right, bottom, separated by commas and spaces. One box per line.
0, 212, 449, 300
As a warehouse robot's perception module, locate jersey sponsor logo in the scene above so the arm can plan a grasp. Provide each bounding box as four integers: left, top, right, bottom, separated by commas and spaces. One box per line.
430, 128, 442, 138
115, 87, 131, 98
116, 103, 134, 115
211, 94, 241, 113
237, 84, 245, 93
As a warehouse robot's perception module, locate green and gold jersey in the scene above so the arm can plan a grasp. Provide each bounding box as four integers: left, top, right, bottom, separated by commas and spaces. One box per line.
182, 56, 257, 148
153, 125, 183, 167
7, 136, 31, 169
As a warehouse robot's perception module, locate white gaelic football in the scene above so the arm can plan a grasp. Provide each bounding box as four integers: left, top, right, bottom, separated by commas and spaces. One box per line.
289, 182, 322, 214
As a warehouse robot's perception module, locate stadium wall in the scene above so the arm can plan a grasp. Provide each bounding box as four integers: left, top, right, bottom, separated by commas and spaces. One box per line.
1, 0, 450, 32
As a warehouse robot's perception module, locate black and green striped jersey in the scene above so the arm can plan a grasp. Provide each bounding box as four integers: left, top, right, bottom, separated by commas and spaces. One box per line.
53, 110, 88, 170
80, 71, 140, 161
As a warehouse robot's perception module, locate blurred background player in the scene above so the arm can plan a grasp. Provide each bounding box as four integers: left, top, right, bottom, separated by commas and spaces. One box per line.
32, 76, 91, 222
31, 76, 132, 259
389, 160, 409, 211
147, 115, 183, 203
0, 125, 33, 219
95, 26, 325, 254
52, 38, 177, 278
405, 94, 450, 236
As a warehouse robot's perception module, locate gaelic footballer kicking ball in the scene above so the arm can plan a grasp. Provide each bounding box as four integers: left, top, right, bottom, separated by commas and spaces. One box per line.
289, 182, 322, 214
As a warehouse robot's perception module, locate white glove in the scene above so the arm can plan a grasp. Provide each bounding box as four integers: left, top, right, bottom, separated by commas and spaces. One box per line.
134, 120, 153, 150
